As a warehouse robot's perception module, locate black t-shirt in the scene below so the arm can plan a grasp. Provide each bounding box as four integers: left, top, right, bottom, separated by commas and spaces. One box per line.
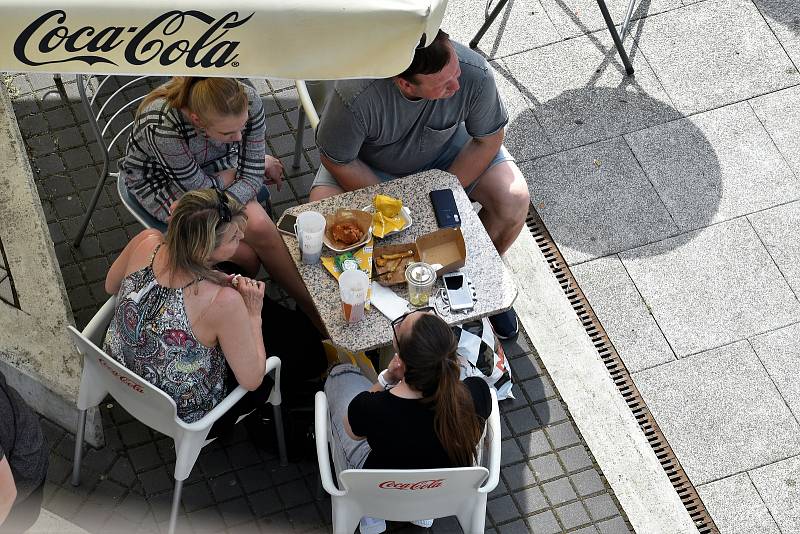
0, 372, 48, 502
348, 377, 492, 469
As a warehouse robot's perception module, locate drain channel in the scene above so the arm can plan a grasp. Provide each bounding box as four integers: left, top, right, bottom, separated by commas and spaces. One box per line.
524, 206, 719, 534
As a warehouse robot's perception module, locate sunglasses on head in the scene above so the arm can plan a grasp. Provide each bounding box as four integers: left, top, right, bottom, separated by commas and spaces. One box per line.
391, 306, 437, 345
214, 188, 232, 227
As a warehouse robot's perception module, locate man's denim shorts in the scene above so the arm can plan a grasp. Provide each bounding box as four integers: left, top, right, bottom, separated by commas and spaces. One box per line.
311, 123, 514, 197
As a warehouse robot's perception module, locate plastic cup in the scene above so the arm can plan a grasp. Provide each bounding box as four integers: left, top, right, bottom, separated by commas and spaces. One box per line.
339, 269, 370, 324
295, 211, 326, 264
405, 262, 437, 307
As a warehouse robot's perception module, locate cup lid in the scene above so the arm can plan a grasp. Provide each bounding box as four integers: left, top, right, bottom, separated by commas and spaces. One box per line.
406, 262, 435, 285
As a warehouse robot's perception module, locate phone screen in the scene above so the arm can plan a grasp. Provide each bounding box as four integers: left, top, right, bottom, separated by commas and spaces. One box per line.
277, 213, 297, 236
444, 274, 473, 309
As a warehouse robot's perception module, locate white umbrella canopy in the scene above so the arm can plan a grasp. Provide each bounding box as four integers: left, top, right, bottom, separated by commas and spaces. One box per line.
0, 0, 447, 79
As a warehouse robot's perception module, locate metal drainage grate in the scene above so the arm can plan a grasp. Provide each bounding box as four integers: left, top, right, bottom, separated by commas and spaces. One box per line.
524, 206, 719, 534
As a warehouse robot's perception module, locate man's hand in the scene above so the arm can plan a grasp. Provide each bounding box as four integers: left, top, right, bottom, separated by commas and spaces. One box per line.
264, 155, 284, 191
447, 129, 505, 189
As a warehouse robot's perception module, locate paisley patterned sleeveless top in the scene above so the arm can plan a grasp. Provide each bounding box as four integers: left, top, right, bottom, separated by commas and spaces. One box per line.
103, 244, 226, 423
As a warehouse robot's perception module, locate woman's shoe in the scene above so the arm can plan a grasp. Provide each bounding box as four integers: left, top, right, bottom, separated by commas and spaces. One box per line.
411, 518, 434, 528
359, 516, 387, 534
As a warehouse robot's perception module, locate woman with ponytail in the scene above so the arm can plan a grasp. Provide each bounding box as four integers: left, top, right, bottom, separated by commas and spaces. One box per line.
121, 77, 323, 332
324, 308, 492, 533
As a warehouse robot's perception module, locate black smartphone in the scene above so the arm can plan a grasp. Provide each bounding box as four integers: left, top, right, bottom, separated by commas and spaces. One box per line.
429, 188, 461, 228
277, 213, 297, 237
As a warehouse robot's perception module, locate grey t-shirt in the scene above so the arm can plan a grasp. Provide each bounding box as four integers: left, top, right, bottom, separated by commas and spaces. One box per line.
0, 372, 47, 502
316, 41, 508, 176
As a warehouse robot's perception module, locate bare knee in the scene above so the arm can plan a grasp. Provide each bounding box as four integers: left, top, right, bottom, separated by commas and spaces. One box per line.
309, 185, 342, 202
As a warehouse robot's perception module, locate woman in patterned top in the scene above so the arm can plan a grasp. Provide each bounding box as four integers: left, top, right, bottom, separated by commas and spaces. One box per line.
104, 189, 269, 423
121, 77, 322, 332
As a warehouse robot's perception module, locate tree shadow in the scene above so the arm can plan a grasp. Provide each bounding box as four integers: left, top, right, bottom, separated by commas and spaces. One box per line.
754, 0, 800, 34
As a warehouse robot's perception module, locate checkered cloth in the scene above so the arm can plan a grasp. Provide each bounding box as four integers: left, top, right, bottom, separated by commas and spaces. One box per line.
453, 318, 514, 400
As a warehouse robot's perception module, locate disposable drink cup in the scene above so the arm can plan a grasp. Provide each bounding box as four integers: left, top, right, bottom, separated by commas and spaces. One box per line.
339, 269, 369, 324
295, 211, 326, 265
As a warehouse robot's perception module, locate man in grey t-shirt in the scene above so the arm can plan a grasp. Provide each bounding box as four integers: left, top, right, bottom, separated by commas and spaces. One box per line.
311, 30, 529, 259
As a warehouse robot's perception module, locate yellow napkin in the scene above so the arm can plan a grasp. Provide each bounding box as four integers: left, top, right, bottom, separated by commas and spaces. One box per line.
321, 239, 374, 307
372, 194, 405, 238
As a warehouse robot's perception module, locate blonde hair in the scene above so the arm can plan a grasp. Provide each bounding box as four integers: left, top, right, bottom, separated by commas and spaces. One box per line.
163, 189, 247, 286
139, 77, 248, 124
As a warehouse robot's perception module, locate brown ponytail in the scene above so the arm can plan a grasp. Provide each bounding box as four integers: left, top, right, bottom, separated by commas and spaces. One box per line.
399, 314, 483, 466
138, 77, 248, 124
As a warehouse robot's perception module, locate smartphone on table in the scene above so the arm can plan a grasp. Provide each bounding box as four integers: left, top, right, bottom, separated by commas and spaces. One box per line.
429, 188, 461, 228
277, 213, 297, 237
442, 271, 474, 311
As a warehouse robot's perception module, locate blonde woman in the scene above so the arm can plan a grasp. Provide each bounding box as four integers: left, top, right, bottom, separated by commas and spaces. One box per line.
121, 77, 322, 331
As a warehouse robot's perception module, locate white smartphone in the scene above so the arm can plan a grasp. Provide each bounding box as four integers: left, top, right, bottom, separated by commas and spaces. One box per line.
443, 272, 474, 311
277, 213, 297, 237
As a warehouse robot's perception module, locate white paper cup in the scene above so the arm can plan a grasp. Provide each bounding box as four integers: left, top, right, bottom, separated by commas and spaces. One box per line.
339, 269, 369, 324
295, 211, 326, 264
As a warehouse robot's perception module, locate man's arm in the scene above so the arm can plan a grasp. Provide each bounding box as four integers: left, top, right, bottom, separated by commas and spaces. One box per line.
0, 456, 17, 525
320, 153, 382, 192
446, 128, 504, 189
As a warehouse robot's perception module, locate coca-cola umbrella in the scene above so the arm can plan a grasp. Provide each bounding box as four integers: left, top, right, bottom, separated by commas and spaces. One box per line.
0, 0, 447, 79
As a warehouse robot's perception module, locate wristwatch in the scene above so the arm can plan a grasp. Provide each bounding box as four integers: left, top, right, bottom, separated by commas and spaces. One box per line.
378, 369, 398, 390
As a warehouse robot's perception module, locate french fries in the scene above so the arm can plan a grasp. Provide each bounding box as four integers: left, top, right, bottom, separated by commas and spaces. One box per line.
381, 250, 414, 260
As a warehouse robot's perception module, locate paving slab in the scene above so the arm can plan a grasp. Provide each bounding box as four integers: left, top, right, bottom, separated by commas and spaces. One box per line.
625, 101, 800, 232
754, 0, 800, 68
750, 322, 800, 422
696, 473, 780, 534
620, 217, 800, 357
521, 137, 678, 265
633, 340, 800, 485
634, 0, 799, 114
750, 85, 800, 178
540, 0, 680, 39
442, 0, 561, 59
503, 31, 680, 151
571, 255, 675, 373
749, 455, 800, 533
749, 201, 800, 297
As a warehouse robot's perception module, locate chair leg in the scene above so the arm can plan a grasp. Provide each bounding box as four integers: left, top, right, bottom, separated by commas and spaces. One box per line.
292, 107, 306, 169
273, 403, 289, 467
469, 0, 510, 49
167, 478, 184, 534
70, 409, 87, 486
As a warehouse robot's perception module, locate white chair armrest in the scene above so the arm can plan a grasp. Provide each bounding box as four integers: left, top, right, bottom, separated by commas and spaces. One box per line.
315, 392, 346, 497
265, 356, 281, 406
82, 296, 116, 345
295, 80, 320, 130
479, 388, 501, 494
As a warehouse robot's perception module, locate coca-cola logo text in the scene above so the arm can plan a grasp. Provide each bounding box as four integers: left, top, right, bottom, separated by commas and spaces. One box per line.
98, 357, 144, 394
378, 479, 445, 490
13, 10, 252, 68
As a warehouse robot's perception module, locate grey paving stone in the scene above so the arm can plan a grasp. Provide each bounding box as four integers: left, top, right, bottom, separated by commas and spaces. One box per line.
505, 407, 539, 434
633, 340, 800, 485
495, 518, 529, 534
625, 101, 800, 232
572, 255, 676, 373
504, 32, 680, 151
540, 0, 680, 38
503, 461, 537, 491
545, 421, 581, 450
209, 472, 243, 502
247, 488, 283, 518
501, 439, 525, 466
522, 375, 556, 403
442, 0, 560, 59
533, 398, 568, 425
487, 494, 519, 523
530, 453, 565, 482
138, 466, 174, 496
219, 496, 255, 527
751, 85, 800, 178
751, 322, 800, 425
620, 218, 800, 357
584, 494, 619, 522
514, 486, 549, 514
750, 201, 800, 297
634, 0, 798, 114
559, 445, 594, 473
128, 442, 163, 473
275, 479, 313, 509
750, 456, 800, 533
556, 500, 592, 529
542, 477, 577, 505
754, 0, 800, 67
696, 473, 780, 534
596, 515, 630, 534
570, 469, 607, 497
527, 509, 561, 534
521, 137, 678, 265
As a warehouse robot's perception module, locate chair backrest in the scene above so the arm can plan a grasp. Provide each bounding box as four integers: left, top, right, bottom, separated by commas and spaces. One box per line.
116, 173, 167, 232
68, 324, 182, 440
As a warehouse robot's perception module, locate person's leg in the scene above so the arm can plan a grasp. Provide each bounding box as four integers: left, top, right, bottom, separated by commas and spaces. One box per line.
240, 201, 325, 334
323, 364, 373, 470
2, 473, 46, 533
228, 242, 260, 277
309, 165, 346, 201
467, 159, 529, 255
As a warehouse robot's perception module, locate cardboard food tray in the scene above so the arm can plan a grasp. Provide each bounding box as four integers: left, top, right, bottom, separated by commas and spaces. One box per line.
373, 243, 419, 286
416, 228, 466, 275
323, 209, 373, 252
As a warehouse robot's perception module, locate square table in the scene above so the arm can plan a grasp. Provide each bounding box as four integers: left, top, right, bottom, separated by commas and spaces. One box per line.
281, 169, 517, 353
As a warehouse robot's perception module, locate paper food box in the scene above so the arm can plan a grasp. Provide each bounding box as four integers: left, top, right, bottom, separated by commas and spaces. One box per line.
415, 227, 466, 276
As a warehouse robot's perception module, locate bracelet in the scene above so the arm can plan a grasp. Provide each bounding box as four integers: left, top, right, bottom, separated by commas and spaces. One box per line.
378, 369, 398, 390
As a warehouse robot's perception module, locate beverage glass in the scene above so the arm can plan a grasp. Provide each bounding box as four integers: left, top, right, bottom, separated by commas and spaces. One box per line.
405, 262, 436, 307
339, 269, 370, 324
295, 211, 326, 264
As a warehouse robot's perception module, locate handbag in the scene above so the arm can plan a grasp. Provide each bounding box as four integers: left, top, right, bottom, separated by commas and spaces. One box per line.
452, 317, 515, 400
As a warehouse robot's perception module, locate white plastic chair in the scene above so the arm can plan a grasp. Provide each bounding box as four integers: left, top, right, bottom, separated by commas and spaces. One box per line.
68, 296, 287, 534
314, 388, 501, 534
292, 80, 334, 169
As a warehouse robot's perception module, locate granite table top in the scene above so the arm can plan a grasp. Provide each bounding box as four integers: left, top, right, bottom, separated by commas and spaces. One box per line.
281, 170, 518, 353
